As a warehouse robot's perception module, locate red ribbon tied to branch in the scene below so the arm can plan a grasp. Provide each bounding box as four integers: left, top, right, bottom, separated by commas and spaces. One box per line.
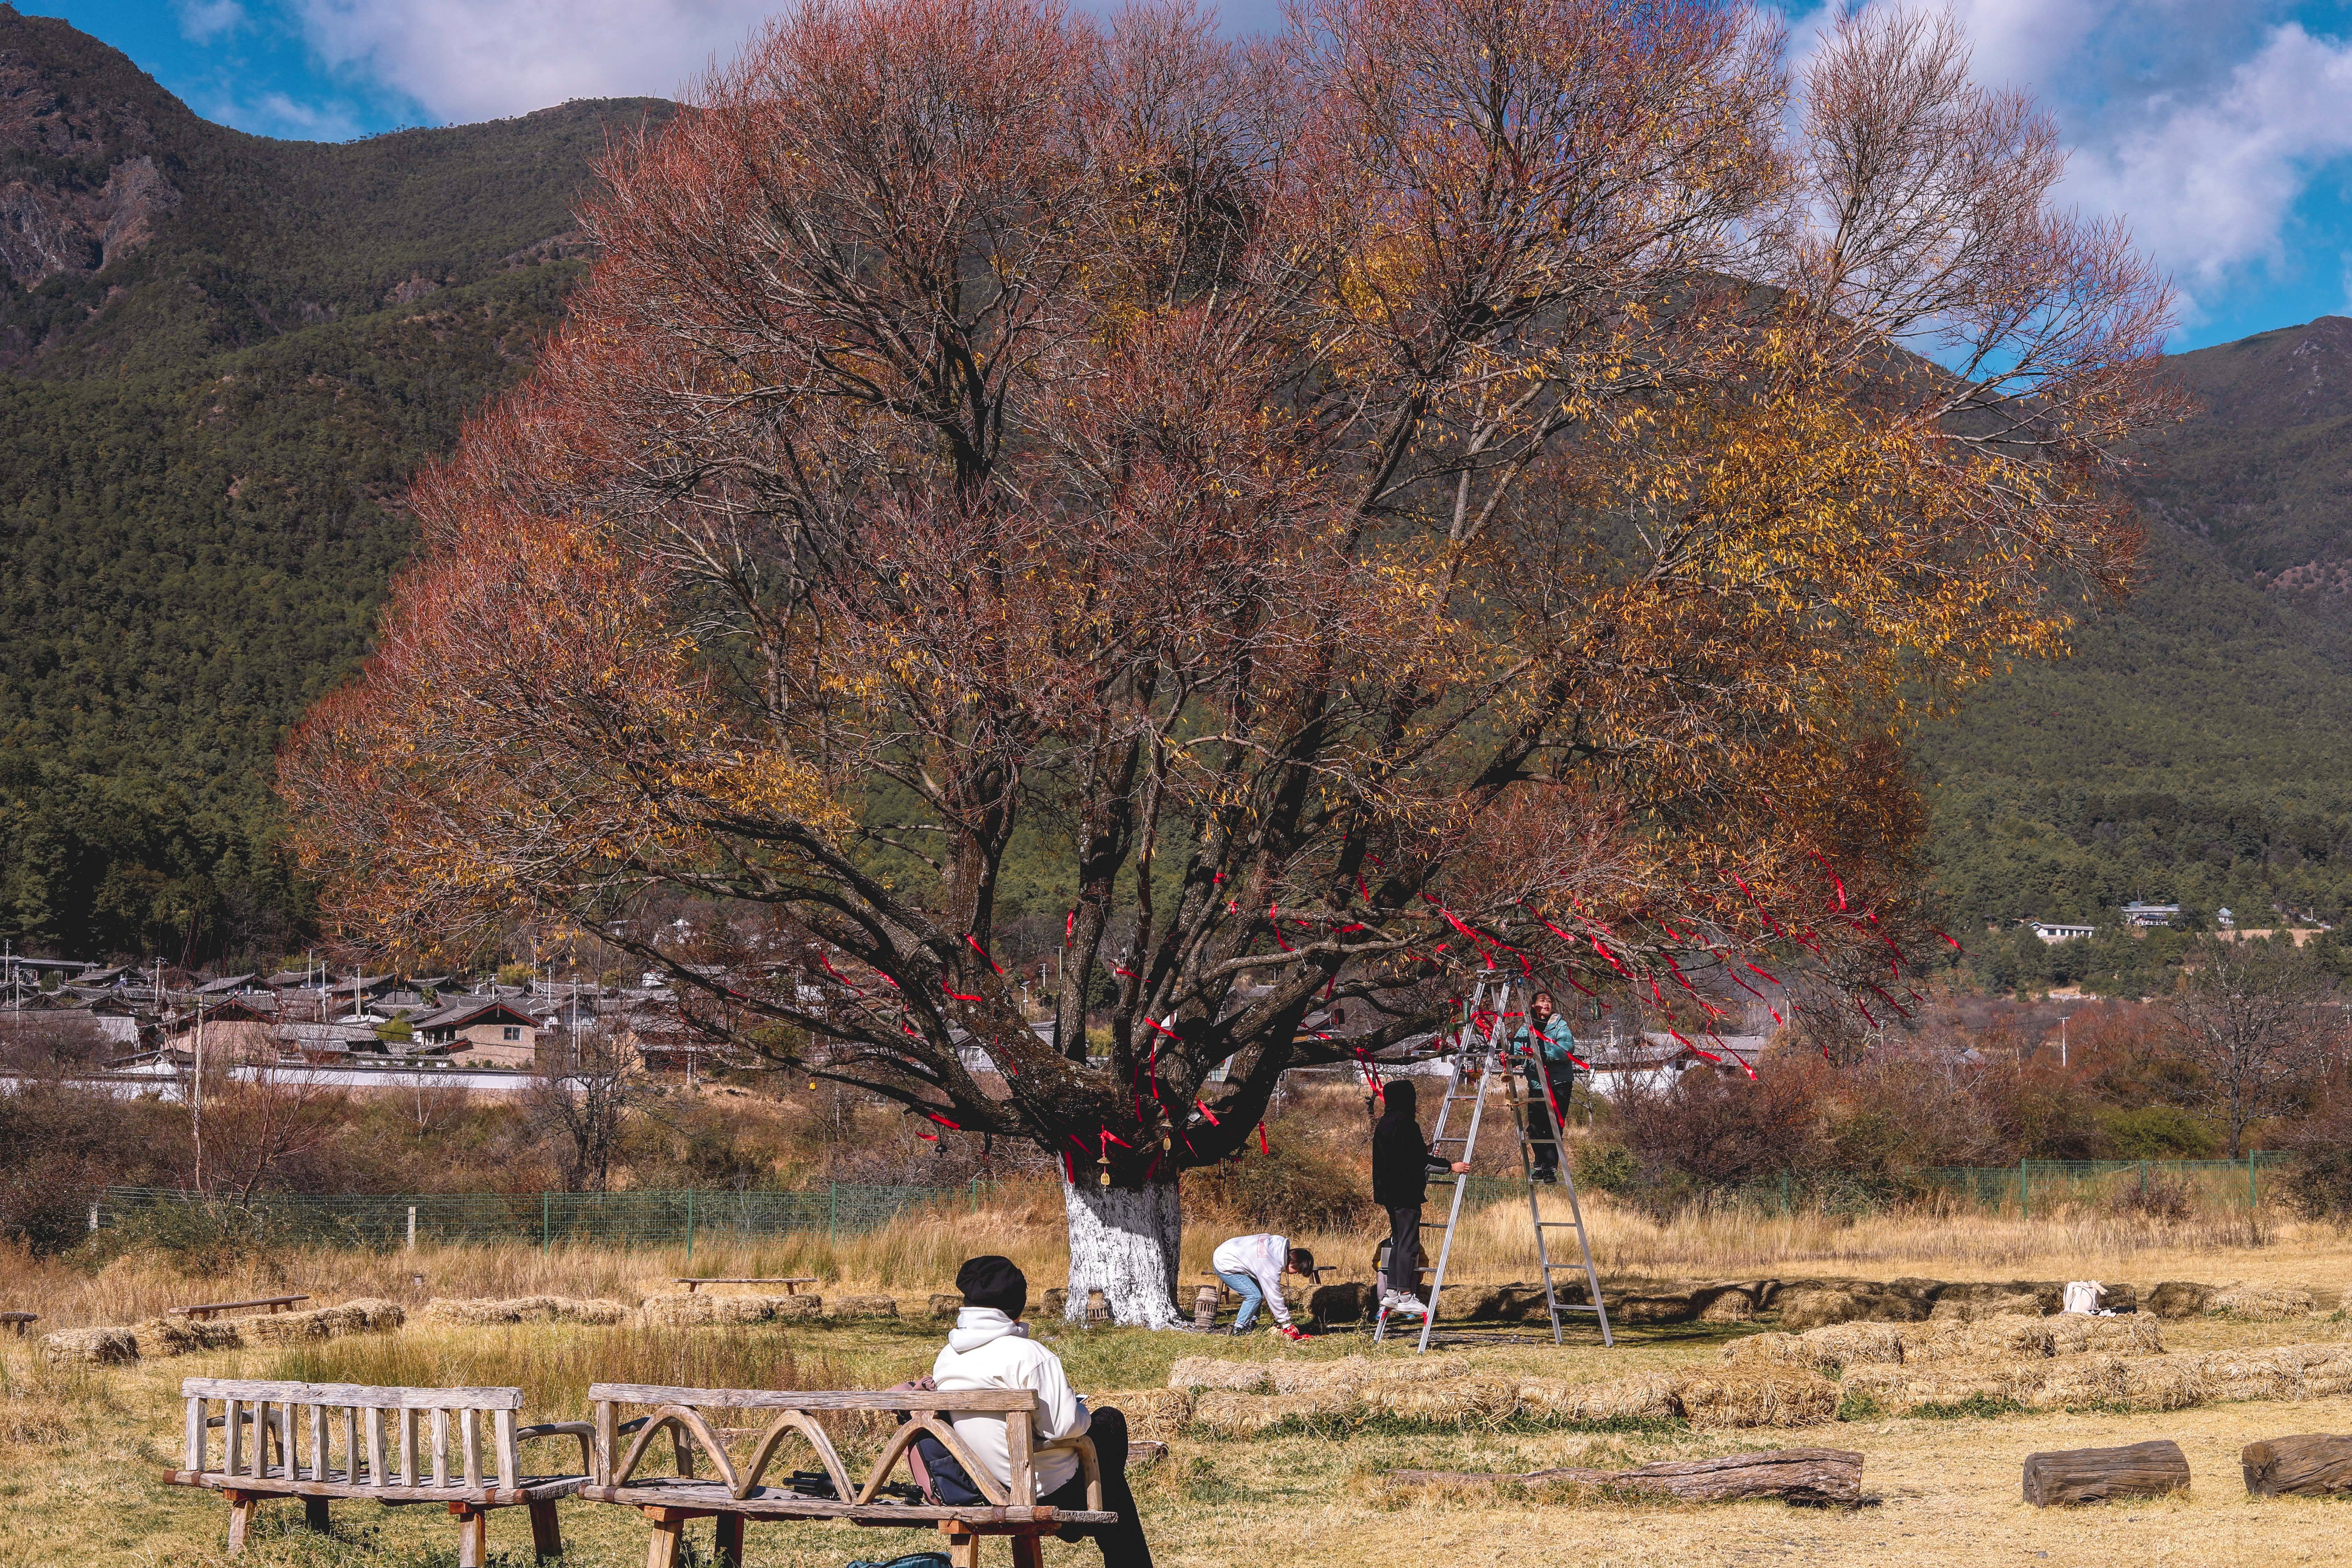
965, 934, 1003, 976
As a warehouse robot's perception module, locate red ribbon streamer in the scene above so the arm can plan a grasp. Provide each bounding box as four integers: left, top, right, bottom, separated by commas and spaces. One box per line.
965, 934, 1003, 975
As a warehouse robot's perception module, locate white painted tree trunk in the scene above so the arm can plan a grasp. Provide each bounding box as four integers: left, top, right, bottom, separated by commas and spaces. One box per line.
1062, 1175, 1183, 1328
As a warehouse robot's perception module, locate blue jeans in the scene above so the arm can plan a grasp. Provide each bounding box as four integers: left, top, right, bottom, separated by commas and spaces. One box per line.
1216, 1268, 1265, 1330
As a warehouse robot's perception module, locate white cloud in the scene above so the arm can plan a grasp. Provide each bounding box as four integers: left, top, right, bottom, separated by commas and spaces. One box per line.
174, 0, 248, 44
204, 89, 369, 142
286, 0, 778, 124
2063, 22, 2352, 287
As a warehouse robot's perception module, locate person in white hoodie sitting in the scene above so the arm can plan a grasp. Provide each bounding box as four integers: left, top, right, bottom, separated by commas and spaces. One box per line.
1210, 1233, 1315, 1339
927, 1255, 1153, 1567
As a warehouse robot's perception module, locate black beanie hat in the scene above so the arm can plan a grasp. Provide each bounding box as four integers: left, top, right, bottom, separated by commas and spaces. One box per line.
956, 1255, 1028, 1317
1385, 1078, 1417, 1113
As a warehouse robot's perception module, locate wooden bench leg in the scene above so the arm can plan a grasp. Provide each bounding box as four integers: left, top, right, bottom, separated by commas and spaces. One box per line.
303, 1496, 331, 1533
451, 1504, 488, 1568
528, 1498, 563, 1561
224, 1494, 254, 1556
939, 1524, 982, 1568
646, 1516, 685, 1568
1011, 1532, 1046, 1568
713, 1512, 745, 1567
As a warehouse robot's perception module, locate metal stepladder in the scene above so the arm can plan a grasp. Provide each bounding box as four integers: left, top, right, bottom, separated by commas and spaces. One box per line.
1373, 973, 1614, 1352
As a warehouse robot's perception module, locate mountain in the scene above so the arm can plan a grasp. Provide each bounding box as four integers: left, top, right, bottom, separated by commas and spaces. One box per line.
5, 6, 2352, 969
1918, 318, 2352, 937
0, 6, 666, 958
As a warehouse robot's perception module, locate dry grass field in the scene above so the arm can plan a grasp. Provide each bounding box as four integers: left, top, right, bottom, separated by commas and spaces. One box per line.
6, 1188, 2352, 1567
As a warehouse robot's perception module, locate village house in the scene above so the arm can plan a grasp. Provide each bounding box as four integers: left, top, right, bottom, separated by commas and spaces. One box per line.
408, 998, 538, 1068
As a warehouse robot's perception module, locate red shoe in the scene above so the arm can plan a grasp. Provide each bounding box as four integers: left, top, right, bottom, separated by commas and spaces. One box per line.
1279, 1323, 1310, 1342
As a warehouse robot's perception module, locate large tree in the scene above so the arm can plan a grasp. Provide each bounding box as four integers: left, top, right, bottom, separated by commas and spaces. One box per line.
281, 0, 2176, 1321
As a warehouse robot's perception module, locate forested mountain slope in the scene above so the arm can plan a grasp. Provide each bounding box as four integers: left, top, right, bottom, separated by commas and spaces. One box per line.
5, 5, 2352, 965
0, 6, 663, 956
1920, 318, 2352, 933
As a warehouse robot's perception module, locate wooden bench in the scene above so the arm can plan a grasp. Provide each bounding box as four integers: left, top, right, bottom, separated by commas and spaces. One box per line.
168, 1294, 310, 1321
578, 1382, 1114, 1567
0, 1311, 36, 1338
672, 1276, 817, 1294
162, 1378, 593, 1565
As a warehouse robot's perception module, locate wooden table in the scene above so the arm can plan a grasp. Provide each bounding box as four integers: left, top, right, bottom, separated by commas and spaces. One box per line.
169, 1295, 311, 1322
672, 1278, 816, 1294
0, 1312, 37, 1338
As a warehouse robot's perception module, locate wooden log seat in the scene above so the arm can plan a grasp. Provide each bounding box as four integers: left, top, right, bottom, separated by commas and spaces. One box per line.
167, 1294, 310, 1322
160, 1378, 593, 1565
2243, 1434, 2352, 1496
578, 1382, 1116, 1568
0, 1311, 37, 1338
1384, 1448, 1865, 1506
2022, 1440, 2191, 1506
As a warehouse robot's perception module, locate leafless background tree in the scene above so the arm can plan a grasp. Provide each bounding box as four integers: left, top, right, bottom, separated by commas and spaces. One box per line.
2166, 938, 2336, 1156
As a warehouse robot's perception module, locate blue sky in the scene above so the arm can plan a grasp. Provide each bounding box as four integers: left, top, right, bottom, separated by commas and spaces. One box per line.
27, 0, 2352, 349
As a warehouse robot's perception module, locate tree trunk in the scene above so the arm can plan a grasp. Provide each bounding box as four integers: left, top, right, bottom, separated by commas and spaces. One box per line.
1062, 1175, 1182, 1328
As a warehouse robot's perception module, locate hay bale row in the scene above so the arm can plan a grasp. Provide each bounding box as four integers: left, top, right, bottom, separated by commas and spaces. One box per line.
1725, 1312, 2163, 1375
1513, 1372, 1681, 1422
1674, 1368, 1840, 1430
2208, 1286, 2318, 1321
1835, 1340, 2352, 1416
40, 1327, 138, 1367
423, 1295, 629, 1326
135, 1316, 245, 1356
1184, 1365, 1830, 1435
640, 1292, 824, 1326
245, 1298, 408, 1345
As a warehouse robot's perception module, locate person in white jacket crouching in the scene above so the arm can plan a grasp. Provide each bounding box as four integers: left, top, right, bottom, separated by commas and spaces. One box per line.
1209, 1233, 1314, 1339
927, 1255, 1153, 1567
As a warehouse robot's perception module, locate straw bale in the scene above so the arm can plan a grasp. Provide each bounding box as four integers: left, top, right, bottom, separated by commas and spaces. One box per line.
343, 1298, 409, 1331
1360, 1356, 1469, 1384
1267, 1357, 1376, 1394
134, 1316, 243, 1356
246, 1306, 346, 1345
2047, 1313, 2162, 1358
1189, 1388, 1355, 1437
1928, 1292, 2042, 1323
426, 1295, 616, 1326
1676, 1367, 1837, 1429
930, 1293, 964, 1320
41, 1327, 138, 1367
1359, 1377, 1519, 1424
2196, 1347, 2295, 1402
1166, 1356, 1270, 1393
1786, 1321, 1907, 1371
1512, 1372, 1681, 1422
2026, 1353, 2131, 1409
2118, 1357, 2213, 1412
1959, 1315, 2057, 1360
1097, 1388, 1193, 1442
638, 1292, 821, 1327
1720, 1331, 1834, 1376
2146, 1281, 2216, 1319
829, 1295, 898, 1319
1838, 1362, 2033, 1416
1774, 1286, 1876, 1331
2210, 1286, 2316, 1321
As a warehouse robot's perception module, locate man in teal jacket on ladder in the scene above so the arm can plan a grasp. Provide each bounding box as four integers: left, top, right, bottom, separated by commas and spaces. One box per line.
1514, 990, 1578, 1182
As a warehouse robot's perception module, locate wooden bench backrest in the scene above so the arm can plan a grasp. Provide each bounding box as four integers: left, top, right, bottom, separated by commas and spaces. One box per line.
584, 1384, 1046, 1507
181, 1378, 526, 1492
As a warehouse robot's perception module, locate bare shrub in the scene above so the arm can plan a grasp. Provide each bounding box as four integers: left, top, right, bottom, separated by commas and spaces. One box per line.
2108, 1170, 2194, 1223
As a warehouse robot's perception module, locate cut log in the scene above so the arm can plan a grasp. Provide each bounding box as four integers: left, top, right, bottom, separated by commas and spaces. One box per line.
2022, 1440, 2189, 1506
1383, 1447, 1863, 1506
2242, 1434, 2352, 1497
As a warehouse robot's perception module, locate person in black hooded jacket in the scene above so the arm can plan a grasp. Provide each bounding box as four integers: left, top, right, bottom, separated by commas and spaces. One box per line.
1370, 1078, 1469, 1317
